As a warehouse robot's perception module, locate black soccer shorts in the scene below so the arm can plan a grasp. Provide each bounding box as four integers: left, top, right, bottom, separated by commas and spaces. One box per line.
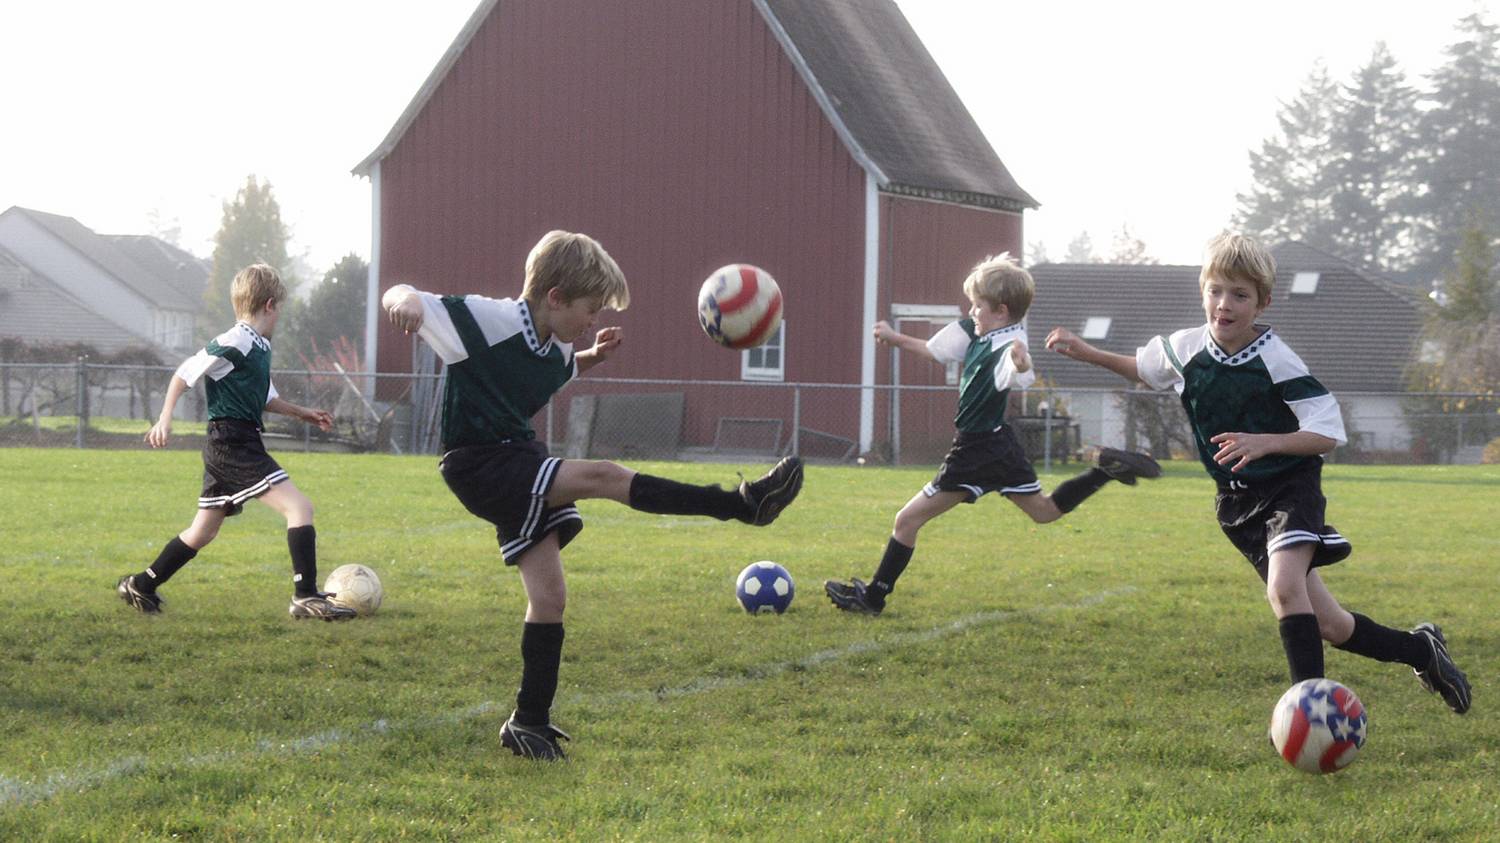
923, 426, 1042, 503
1215, 460, 1352, 581
198, 419, 288, 517
439, 439, 583, 565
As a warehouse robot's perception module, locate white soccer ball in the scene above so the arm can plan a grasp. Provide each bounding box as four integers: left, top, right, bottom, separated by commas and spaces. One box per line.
735, 561, 794, 614
697, 263, 783, 349
323, 564, 383, 617
1269, 678, 1367, 773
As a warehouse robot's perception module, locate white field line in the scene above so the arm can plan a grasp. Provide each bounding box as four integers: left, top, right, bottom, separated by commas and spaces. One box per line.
1, 586, 1134, 809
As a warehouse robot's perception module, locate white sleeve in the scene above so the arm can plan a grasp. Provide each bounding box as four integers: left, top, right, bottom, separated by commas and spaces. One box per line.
388, 283, 470, 364
1134, 335, 1181, 392
925, 321, 970, 365
174, 349, 233, 388
1289, 394, 1346, 445
267, 378, 279, 405
994, 341, 1036, 391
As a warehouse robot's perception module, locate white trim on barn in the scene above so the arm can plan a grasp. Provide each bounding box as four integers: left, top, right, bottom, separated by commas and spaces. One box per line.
363, 160, 383, 386
860, 172, 881, 455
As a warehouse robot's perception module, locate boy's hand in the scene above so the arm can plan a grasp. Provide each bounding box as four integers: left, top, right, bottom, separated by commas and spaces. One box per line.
1210, 432, 1276, 472
305, 408, 334, 432
384, 290, 424, 334
1045, 327, 1091, 360
145, 418, 172, 448
872, 320, 897, 345
1010, 340, 1032, 373
590, 326, 623, 360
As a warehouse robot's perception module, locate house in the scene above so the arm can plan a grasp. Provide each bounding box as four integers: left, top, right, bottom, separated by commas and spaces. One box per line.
355, 0, 1036, 456
1024, 241, 1426, 454
0, 206, 206, 356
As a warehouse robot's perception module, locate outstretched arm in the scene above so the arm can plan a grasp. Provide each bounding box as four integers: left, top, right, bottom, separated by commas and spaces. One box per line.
382, 285, 425, 335
266, 397, 334, 432
1210, 430, 1336, 473
145, 375, 189, 448
1045, 327, 1141, 383
873, 320, 939, 362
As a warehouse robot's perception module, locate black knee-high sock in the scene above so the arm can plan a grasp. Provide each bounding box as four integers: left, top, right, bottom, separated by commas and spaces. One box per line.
1333, 613, 1428, 668
1051, 468, 1112, 514
868, 538, 914, 604
516, 622, 565, 726
137, 537, 198, 591
628, 473, 744, 521
1279, 613, 1325, 682
287, 525, 318, 597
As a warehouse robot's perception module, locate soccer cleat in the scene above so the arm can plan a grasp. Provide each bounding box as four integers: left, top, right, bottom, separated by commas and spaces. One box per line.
116, 574, 163, 614
738, 456, 805, 526
500, 711, 571, 761
288, 593, 358, 622
824, 577, 883, 616
1411, 622, 1471, 714
1096, 447, 1162, 486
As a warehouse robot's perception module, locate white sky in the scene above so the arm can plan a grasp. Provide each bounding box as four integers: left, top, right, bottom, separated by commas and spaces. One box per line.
0, 0, 1489, 277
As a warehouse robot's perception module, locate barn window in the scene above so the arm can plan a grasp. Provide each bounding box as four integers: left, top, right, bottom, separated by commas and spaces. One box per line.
1081, 317, 1111, 340
741, 323, 785, 381
1291, 272, 1320, 294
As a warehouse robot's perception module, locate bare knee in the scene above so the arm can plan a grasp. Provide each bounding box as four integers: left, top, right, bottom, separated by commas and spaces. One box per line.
527, 587, 567, 622
181, 524, 218, 548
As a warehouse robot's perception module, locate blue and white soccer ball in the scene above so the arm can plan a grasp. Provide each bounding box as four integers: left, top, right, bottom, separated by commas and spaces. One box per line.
735, 561, 794, 614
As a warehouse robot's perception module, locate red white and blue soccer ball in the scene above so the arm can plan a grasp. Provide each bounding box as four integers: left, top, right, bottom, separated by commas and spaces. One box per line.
697, 263, 783, 349
1269, 678, 1367, 773
735, 561, 795, 614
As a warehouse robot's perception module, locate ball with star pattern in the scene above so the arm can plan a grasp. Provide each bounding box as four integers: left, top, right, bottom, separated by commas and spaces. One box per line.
1269, 678, 1367, 773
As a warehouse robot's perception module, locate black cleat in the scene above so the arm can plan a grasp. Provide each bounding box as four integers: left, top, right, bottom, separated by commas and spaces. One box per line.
1096, 447, 1162, 486
117, 574, 163, 614
738, 456, 804, 526
824, 577, 883, 615
1412, 622, 1471, 714
289, 593, 358, 622
500, 711, 571, 761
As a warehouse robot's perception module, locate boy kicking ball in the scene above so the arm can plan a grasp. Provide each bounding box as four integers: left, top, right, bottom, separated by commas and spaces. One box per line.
1046, 232, 1469, 713
825, 254, 1160, 616
382, 230, 803, 760
118, 263, 355, 621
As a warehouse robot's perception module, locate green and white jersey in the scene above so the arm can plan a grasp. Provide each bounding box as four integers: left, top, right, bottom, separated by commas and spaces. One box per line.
926, 319, 1035, 434
1135, 324, 1345, 483
175, 321, 279, 425
391, 284, 577, 449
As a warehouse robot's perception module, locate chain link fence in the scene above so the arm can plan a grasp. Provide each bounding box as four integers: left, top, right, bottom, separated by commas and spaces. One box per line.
2, 360, 1497, 466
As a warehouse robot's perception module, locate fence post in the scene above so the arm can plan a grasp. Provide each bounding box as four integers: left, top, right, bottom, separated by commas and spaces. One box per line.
1042, 396, 1053, 472
791, 386, 801, 457
304, 371, 312, 452
76, 357, 87, 449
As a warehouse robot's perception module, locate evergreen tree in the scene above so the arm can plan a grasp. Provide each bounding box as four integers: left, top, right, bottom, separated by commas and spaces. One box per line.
1234, 64, 1342, 250
1064, 231, 1098, 263
1413, 13, 1500, 285
1328, 43, 1422, 273
289, 254, 369, 366
202, 176, 295, 339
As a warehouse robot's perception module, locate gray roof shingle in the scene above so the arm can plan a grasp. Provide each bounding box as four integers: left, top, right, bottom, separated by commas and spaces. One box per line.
0, 246, 160, 355
9, 207, 198, 311
106, 234, 210, 307
1027, 243, 1424, 393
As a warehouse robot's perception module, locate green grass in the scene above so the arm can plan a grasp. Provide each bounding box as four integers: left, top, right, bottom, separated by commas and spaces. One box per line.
1, 449, 1496, 841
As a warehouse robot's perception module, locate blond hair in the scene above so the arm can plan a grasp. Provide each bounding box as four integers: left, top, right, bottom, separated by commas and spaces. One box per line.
1202, 232, 1275, 305
230, 263, 286, 319
963, 253, 1034, 323
521, 230, 630, 311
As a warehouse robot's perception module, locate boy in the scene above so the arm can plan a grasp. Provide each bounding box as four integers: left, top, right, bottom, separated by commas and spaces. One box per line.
824, 254, 1161, 616
381, 230, 803, 760
1045, 232, 1471, 713
118, 263, 355, 621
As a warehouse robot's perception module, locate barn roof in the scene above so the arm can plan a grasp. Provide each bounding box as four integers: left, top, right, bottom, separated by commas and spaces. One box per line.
1026, 242, 1425, 393
353, 0, 1036, 212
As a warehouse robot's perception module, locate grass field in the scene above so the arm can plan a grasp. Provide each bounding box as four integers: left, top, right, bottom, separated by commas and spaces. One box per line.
1, 448, 1496, 841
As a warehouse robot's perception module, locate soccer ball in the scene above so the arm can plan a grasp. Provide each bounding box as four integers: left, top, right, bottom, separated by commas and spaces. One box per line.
323, 564, 383, 617
697, 263, 783, 349
1269, 678, 1367, 773
735, 561, 794, 614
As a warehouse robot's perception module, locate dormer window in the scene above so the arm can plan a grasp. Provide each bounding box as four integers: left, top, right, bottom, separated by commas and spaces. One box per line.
1081, 317, 1111, 340
1291, 272, 1320, 294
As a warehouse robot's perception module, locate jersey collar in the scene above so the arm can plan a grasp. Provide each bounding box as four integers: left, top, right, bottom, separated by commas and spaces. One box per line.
515, 300, 554, 356
235, 320, 270, 352
1205, 324, 1274, 366
978, 322, 1026, 343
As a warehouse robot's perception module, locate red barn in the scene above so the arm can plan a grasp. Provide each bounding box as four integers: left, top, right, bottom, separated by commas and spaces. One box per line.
356, 0, 1036, 459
